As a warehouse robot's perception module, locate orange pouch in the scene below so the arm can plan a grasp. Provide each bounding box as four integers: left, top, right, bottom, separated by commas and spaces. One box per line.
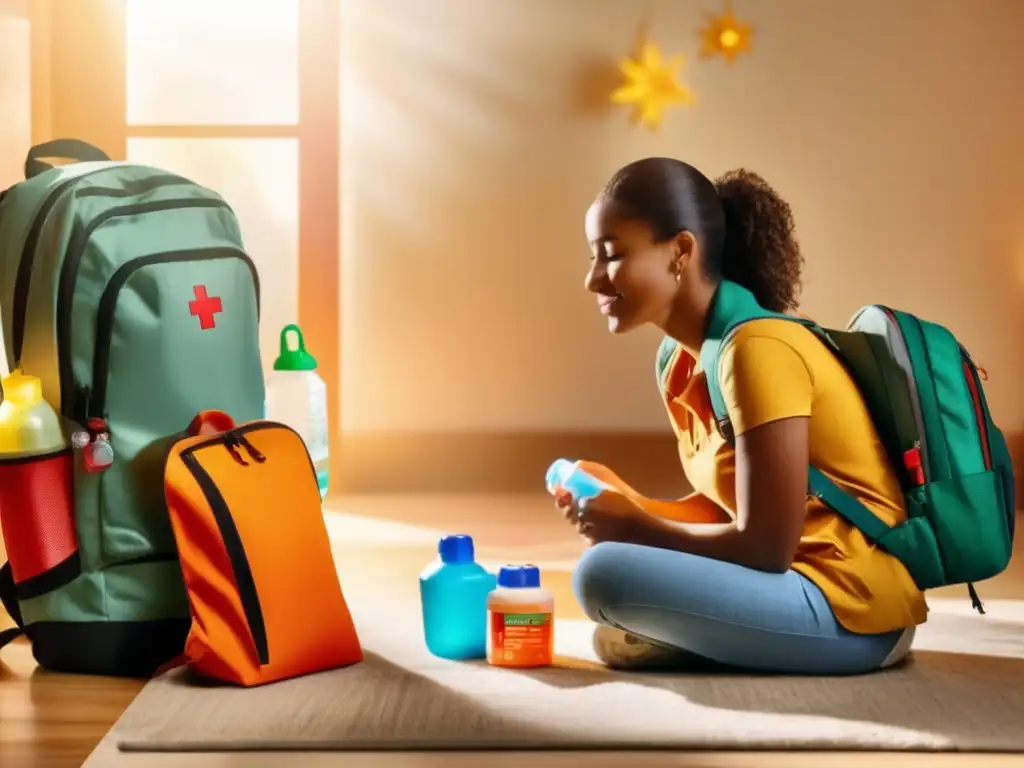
163, 409, 362, 686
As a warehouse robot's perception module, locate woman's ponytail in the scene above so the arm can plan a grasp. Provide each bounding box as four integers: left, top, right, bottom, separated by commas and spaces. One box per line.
715, 169, 804, 313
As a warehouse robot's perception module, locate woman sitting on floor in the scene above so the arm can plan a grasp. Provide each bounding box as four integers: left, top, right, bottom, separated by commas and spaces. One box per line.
560, 157, 921, 675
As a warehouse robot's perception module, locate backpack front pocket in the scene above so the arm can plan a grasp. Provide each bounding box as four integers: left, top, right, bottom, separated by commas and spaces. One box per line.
0, 448, 80, 598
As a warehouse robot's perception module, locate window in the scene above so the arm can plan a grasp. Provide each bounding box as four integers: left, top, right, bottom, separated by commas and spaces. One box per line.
125, 0, 299, 126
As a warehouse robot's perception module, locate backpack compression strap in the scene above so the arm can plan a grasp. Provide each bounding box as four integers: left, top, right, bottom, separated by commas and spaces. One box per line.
0, 562, 25, 650
699, 281, 894, 547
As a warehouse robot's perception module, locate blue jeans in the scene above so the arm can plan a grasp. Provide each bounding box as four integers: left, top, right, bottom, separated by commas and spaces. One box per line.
572, 541, 908, 675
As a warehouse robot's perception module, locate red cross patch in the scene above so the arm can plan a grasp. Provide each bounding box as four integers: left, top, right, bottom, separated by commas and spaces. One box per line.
189, 285, 223, 330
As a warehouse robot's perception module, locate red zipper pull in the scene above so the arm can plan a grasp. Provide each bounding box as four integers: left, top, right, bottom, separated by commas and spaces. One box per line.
903, 445, 925, 486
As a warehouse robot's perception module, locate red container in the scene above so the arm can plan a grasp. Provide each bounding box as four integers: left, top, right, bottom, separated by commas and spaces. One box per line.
0, 447, 79, 592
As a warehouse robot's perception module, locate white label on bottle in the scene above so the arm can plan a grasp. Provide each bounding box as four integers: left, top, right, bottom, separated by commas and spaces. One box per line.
306, 377, 329, 463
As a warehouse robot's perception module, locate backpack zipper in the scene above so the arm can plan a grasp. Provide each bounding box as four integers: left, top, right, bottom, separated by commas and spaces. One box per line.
56, 196, 233, 420
11, 167, 117, 364
81, 247, 259, 425
73, 175, 189, 198
180, 447, 270, 666
10, 170, 189, 367
175, 421, 316, 668
960, 347, 992, 472
878, 306, 931, 487
961, 345, 994, 616
188, 422, 317, 491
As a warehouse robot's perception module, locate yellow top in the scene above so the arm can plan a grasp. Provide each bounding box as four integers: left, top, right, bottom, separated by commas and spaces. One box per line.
2, 368, 45, 405
661, 318, 928, 634
0, 369, 66, 456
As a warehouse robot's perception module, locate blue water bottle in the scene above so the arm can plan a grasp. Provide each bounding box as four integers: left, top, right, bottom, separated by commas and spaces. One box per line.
419, 534, 497, 660
545, 458, 611, 504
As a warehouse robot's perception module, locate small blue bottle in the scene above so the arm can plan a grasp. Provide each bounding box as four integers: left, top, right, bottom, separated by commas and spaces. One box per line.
419, 534, 497, 660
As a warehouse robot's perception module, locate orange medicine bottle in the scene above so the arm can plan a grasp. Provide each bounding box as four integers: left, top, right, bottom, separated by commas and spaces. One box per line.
486, 565, 554, 668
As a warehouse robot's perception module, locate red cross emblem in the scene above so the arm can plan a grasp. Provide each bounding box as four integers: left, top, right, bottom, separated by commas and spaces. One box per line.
189, 285, 223, 330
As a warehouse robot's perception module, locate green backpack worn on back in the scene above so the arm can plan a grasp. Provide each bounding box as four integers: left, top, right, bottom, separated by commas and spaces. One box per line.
0, 139, 265, 675
657, 280, 1015, 612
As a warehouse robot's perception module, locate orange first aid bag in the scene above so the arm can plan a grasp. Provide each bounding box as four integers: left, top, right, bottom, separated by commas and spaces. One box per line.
163, 409, 362, 686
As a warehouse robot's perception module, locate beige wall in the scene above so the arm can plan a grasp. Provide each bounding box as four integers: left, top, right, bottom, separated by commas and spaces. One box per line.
0, 0, 29, 567
0, 0, 30, 193
339, 0, 1024, 436
0, 1, 30, 389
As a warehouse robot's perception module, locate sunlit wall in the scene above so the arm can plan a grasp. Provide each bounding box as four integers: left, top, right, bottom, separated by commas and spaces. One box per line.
339, 0, 1024, 434
0, 5, 30, 192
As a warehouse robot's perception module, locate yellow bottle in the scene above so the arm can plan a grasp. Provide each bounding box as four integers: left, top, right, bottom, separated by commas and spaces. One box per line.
0, 369, 66, 456
0, 369, 75, 585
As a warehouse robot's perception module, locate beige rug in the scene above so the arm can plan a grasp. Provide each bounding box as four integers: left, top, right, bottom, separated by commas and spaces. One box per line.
110, 598, 1024, 753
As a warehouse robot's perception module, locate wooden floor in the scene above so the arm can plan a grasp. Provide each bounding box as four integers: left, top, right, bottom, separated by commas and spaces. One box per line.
2, 494, 1023, 768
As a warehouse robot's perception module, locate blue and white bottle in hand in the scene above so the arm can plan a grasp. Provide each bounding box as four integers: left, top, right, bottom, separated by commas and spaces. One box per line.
419, 534, 497, 660
545, 458, 611, 505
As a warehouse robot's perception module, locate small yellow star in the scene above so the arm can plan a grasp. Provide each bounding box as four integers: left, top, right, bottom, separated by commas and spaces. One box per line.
699, 5, 753, 64
610, 40, 694, 131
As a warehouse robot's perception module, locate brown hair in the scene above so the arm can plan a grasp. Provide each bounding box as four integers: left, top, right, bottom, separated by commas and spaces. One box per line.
599, 158, 804, 312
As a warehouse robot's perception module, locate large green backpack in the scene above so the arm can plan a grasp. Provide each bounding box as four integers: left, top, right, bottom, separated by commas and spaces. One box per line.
657, 279, 1015, 612
0, 140, 265, 675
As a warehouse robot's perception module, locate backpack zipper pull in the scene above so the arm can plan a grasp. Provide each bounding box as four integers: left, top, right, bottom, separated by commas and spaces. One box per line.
224, 435, 249, 466
903, 443, 925, 487
70, 417, 114, 473
236, 434, 266, 463
968, 582, 986, 615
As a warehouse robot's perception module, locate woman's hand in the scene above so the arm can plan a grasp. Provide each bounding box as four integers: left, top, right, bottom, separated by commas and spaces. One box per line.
554, 490, 649, 545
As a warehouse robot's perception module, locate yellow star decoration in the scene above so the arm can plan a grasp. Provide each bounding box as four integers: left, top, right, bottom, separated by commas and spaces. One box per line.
699, 4, 753, 64
610, 40, 694, 131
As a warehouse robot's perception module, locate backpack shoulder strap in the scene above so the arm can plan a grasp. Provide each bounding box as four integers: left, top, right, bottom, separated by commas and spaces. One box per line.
807, 467, 891, 543
655, 335, 680, 391
699, 282, 892, 545
700, 281, 786, 441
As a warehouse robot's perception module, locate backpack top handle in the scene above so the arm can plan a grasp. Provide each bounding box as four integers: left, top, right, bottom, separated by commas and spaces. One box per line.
24, 138, 112, 180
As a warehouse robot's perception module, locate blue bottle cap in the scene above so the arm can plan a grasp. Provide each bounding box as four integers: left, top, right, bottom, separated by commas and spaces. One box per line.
438, 534, 475, 564
498, 565, 541, 588
497, 565, 523, 587
522, 565, 541, 588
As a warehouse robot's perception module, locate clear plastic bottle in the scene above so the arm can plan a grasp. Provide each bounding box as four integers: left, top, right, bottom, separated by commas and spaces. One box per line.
265, 324, 329, 499
486, 565, 554, 668
545, 458, 611, 504
419, 534, 497, 660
